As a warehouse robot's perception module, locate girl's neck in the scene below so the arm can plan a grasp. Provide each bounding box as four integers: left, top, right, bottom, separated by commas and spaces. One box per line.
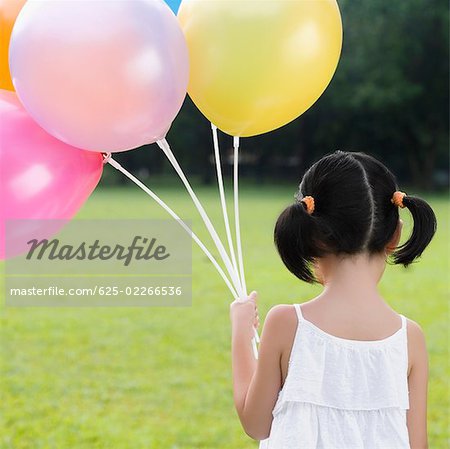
318, 252, 386, 305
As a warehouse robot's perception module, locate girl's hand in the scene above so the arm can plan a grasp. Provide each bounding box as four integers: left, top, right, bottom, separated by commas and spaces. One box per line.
230, 291, 259, 336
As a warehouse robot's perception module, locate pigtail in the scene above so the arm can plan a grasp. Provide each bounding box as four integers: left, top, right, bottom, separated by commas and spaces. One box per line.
392, 195, 437, 266
274, 202, 319, 283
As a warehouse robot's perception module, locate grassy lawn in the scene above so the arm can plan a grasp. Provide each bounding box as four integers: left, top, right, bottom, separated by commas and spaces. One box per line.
1, 183, 448, 449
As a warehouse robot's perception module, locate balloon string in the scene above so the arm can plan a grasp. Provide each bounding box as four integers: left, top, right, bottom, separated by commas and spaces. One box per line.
212, 129, 259, 357
102, 153, 112, 165
157, 138, 243, 298
158, 138, 259, 356
233, 136, 247, 296
106, 155, 239, 299
232, 137, 260, 356
211, 124, 241, 291
107, 143, 259, 358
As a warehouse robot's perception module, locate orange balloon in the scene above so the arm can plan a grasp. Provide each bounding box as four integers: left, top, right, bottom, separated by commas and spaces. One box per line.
0, 0, 26, 91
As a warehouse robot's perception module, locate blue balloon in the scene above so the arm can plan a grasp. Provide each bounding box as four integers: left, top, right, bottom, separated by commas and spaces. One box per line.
164, 0, 181, 14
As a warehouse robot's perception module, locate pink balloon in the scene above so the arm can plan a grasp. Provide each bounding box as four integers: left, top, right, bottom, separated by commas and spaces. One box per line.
9, 0, 189, 153
0, 90, 103, 260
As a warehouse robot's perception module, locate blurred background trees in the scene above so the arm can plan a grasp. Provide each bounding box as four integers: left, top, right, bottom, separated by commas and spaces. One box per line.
108, 0, 449, 190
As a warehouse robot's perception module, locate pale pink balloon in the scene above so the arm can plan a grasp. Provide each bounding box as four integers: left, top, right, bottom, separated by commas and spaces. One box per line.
0, 90, 103, 260
9, 0, 189, 153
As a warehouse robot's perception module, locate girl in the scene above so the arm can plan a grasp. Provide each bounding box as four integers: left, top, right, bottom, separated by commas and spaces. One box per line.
230, 151, 436, 449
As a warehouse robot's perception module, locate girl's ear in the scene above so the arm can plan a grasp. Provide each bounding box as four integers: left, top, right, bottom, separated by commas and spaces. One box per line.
386, 219, 403, 254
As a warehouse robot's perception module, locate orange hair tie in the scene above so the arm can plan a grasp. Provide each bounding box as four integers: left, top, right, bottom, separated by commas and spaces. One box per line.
301, 196, 315, 215
391, 191, 406, 208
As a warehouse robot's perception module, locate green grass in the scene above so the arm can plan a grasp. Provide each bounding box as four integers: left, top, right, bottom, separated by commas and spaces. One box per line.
1, 184, 448, 449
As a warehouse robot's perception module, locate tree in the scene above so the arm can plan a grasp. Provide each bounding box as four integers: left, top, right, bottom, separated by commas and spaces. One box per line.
105, 0, 448, 190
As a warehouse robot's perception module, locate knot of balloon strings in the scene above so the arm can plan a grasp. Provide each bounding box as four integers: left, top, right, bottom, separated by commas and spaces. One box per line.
102, 153, 112, 165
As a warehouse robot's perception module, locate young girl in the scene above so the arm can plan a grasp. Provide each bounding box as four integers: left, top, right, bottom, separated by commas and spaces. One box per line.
230, 151, 436, 449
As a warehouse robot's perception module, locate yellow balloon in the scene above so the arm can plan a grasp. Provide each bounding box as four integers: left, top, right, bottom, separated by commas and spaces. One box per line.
178, 0, 343, 137
0, 0, 26, 91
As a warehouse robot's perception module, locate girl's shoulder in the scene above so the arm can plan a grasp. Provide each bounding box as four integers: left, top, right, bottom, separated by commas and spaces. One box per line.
262, 304, 299, 383
405, 317, 428, 376
263, 304, 298, 353
265, 300, 313, 321
264, 304, 298, 334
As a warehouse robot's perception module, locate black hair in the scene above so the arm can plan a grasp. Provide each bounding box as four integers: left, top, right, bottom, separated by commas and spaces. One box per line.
274, 150, 437, 283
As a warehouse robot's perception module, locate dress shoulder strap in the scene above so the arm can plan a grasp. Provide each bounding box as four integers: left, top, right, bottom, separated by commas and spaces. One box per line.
293, 303, 304, 321
399, 314, 407, 330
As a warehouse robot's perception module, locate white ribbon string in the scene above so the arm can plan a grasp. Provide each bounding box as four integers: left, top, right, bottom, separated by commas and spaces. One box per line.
102, 152, 112, 165
157, 138, 243, 298
211, 124, 241, 291
107, 156, 238, 299
232, 137, 260, 353
233, 136, 247, 296
106, 142, 259, 359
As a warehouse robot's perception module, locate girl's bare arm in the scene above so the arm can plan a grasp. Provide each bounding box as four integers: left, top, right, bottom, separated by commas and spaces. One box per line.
231, 299, 295, 440
406, 320, 429, 449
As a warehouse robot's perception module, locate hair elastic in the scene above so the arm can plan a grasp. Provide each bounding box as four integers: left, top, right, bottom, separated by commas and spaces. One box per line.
301, 196, 315, 215
391, 191, 406, 208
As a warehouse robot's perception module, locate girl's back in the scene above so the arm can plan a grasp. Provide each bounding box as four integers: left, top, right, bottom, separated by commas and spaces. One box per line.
260, 302, 411, 449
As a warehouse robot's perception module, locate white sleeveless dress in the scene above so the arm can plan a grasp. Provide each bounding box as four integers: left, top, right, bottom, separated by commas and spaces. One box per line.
259, 303, 411, 449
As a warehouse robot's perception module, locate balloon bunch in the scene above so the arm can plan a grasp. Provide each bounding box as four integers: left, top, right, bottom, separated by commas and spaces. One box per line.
1, 0, 342, 357
1, 0, 188, 260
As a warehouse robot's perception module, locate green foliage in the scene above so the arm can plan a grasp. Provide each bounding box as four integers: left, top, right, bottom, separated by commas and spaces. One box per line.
318, 0, 449, 188
105, 0, 448, 190
1, 186, 448, 448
